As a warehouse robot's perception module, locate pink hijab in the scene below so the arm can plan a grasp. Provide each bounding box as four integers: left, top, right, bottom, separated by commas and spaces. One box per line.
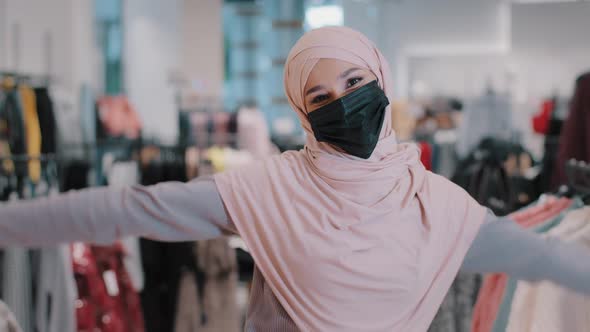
214, 26, 486, 331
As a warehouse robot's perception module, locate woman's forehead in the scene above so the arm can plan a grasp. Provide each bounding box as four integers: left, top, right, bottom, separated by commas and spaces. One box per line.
305, 59, 373, 89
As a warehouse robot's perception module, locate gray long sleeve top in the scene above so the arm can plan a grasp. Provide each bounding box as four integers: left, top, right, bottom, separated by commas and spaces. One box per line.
2, 177, 590, 331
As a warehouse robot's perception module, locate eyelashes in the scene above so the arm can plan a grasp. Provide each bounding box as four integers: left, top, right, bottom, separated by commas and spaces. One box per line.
346, 77, 363, 88
311, 94, 330, 104
310, 77, 365, 105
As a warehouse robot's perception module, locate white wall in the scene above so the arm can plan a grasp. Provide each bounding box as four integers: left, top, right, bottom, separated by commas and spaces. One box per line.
1, 0, 99, 145
0, 0, 98, 88
511, 2, 590, 99
379, 0, 507, 52
2, 0, 72, 87
344, 0, 590, 101
341, 0, 381, 45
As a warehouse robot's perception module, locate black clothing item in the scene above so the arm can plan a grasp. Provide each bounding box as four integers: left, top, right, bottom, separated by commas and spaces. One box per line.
139, 160, 196, 332
33, 88, 57, 154
60, 161, 90, 192
140, 239, 197, 332
0, 88, 25, 155
0, 88, 26, 176
452, 138, 536, 216
307, 80, 389, 159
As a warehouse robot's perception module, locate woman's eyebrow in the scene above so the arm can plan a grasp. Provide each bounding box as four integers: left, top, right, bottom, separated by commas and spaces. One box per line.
338, 67, 362, 79
305, 68, 363, 96
305, 85, 325, 96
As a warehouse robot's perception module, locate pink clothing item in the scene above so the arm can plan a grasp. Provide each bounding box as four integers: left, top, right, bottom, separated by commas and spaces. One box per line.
190, 112, 209, 148
471, 197, 572, 332
212, 112, 230, 146
237, 108, 274, 159
471, 274, 509, 332
97, 96, 142, 139
511, 196, 572, 228
214, 26, 486, 331
506, 207, 590, 332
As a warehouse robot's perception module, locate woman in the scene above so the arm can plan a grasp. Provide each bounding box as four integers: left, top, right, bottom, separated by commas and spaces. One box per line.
2, 27, 590, 331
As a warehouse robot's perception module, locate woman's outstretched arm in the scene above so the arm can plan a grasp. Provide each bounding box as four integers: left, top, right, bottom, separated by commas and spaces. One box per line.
0, 176, 235, 247
462, 212, 590, 294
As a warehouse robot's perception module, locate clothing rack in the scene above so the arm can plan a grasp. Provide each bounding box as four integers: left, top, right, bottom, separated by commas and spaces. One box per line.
0, 71, 53, 87
0, 154, 58, 162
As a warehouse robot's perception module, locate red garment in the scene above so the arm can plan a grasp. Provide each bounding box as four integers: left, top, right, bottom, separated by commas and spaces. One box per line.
418, 141, 432, 171
552, 72, 590, 189
71, 242, 145, 332
97, 96, 142, 139
471, 197, 572, 332
531, 99, 555, 135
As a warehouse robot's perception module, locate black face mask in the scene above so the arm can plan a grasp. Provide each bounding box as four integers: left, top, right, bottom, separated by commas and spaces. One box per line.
307, 80, 389, 159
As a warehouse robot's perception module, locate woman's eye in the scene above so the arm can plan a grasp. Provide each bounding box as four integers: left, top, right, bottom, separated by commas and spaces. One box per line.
312, 94, 329, 104
347, 77, 363, 88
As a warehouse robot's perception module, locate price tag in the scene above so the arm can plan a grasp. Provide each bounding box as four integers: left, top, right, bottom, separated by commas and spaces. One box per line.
103, 270, 120, 296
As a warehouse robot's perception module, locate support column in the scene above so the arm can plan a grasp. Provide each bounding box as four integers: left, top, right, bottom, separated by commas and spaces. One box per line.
262, 0, 304, 135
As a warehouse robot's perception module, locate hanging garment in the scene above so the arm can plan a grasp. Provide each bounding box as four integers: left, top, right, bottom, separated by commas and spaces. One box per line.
72, 242, 120, 332
212, 112, 230, 146
61, 161, 90, 192
0, 89, 14, 174
552, 72, 590, 189
35, 245, 77, 332
1, 247, 32, 332
506, 207, 590, 332
96, 96, 142, 139
428, 272, 480, 332
419, 141, 433, 171
0, 299, 23, 332
489, 201, 586, 332
195, 238, 240, 332
189, 112, 209, 148
0, 140, 14, 175
174, 239, 240, 332
2, 247, 32, 332
432, 130, 458, 179
452, 144, 512, 215
34, 87, 57, 154
173, 271, 202, 332
140, 240, 197, 332
19, 85, 42, 183
237, 107, 274, 159
1, 191, 32, 332
72, 242, 145, 332
532, 99, 555, 135
0, 83, 25, 176
92, 245, 145, 332
471, 197, 580, 332
79, 84, 96, 145
390, 100, 417, 142
537, 117, 564, 193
